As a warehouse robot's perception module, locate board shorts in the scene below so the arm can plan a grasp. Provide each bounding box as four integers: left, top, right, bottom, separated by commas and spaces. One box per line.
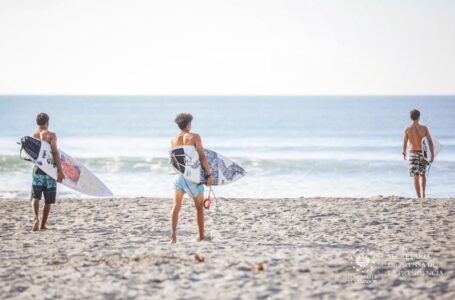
409, 150, 428, 177
173, 174, 204, 198
31, 167, 57, 204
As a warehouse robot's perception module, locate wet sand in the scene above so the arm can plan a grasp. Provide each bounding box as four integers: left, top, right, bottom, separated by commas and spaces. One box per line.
1, 196, 454, 299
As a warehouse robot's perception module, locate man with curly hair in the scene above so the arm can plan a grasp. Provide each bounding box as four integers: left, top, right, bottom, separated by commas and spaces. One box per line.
170, 113, 213, 243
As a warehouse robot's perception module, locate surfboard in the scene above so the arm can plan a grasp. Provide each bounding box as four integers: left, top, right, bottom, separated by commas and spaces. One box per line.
169, 145, 246, 185
422, 136, 443, 162
20, 136, 113, 197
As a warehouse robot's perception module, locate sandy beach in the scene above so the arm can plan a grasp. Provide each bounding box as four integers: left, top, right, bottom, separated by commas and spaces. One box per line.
1, 196, 454, 299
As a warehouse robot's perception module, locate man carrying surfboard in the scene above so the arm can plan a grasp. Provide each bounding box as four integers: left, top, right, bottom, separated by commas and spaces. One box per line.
30, 113, 64, 231
402, 109, 434, 199
170, 113, 213, 243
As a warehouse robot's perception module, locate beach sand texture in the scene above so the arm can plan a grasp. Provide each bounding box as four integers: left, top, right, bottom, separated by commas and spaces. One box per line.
1, 197, 454, 299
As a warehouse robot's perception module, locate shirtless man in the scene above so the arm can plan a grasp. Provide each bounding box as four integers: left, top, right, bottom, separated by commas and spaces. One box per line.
402, 109, 434, 199
170, 113, 213, 243
30, 113, 64, 231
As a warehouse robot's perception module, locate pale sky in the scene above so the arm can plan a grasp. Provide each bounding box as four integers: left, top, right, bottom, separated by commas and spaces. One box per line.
0, 0, 454, 95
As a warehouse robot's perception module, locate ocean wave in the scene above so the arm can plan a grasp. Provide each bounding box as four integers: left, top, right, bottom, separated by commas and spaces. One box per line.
3, 154, 455, 175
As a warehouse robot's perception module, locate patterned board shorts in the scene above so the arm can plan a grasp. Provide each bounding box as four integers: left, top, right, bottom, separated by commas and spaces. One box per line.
31, 167, 57, 204
409, 150, 428, 177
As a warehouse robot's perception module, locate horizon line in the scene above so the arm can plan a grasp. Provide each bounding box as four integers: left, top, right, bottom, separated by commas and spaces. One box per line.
1, 94, 455, 97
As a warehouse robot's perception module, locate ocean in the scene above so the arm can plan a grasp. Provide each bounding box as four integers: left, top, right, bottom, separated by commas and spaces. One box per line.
1, 96, 454, 199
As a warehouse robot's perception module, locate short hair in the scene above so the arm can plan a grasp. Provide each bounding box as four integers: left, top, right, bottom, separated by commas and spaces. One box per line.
36, 112, 49, 126
174, 113, 193, 130
410, 109, 420, 121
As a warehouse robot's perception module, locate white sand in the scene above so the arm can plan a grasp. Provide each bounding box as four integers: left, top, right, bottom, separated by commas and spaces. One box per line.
1, 196, 454, 299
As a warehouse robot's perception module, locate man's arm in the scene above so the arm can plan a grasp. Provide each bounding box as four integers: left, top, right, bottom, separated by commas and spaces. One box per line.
49, 133, 65, 183
425, 126, 435, 162
194, 134, 213, 186
402, 128, 408, 160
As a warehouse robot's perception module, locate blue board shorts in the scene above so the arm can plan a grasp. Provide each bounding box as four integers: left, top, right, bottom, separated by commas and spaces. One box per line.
31, 167, 57, 204
173, 174, 204, 198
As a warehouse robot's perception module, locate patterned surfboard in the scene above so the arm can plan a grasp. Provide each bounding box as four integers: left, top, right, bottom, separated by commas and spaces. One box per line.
20, 136, 113, 197
169, 146, 246, 185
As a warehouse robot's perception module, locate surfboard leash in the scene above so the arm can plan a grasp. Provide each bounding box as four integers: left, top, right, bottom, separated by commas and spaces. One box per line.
426, 162, 432, 177
204, 186, 219, 227
17, 142, 33, 162
209, 186, 219, 216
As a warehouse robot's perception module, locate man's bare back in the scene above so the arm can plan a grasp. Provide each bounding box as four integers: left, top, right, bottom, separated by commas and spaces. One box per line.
404, 123, 429, 151
171, 132, 199, 148
32, 129, 55, 145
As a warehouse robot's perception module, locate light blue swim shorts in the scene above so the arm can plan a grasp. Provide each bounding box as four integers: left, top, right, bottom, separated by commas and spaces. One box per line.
173, 174, 204, 197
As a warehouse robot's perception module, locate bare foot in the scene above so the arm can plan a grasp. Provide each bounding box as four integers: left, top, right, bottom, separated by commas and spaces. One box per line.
40, 225, 47, 230
194, 255, 205, 262
32, 219, 40, 231
170, 235, 176, 244
198, 235, 213, 242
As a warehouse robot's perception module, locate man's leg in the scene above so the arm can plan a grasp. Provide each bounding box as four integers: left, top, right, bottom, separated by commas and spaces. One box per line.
40, 185, 56, 230
31, 198, 40, 231
31, 172, 42, 231
420, 175, 426, 199
193, 193, 205, 241
413, 175, 421, 198
41, 204, 51, 230
170, 189, 184, 243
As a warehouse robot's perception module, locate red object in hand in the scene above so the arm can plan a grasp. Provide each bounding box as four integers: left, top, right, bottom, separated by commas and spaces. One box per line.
203, 198, 211, 209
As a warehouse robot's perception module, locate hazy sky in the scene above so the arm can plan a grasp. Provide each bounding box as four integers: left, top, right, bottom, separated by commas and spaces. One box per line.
1, 0, 454, 95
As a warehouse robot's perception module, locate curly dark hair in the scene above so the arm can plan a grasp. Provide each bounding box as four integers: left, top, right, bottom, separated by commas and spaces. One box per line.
36, 112, 49, 126
174, 113, 193, 130
410, 109, 420, 121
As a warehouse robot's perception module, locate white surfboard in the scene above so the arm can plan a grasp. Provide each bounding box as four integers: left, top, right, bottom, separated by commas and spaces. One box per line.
169, 145, 246, 185
20, 136, 113, 197
422, 136, 443, 162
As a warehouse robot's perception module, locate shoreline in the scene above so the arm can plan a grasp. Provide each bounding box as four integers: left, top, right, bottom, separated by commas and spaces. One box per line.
1, 196, 454, 298
2, 195, 455, 201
